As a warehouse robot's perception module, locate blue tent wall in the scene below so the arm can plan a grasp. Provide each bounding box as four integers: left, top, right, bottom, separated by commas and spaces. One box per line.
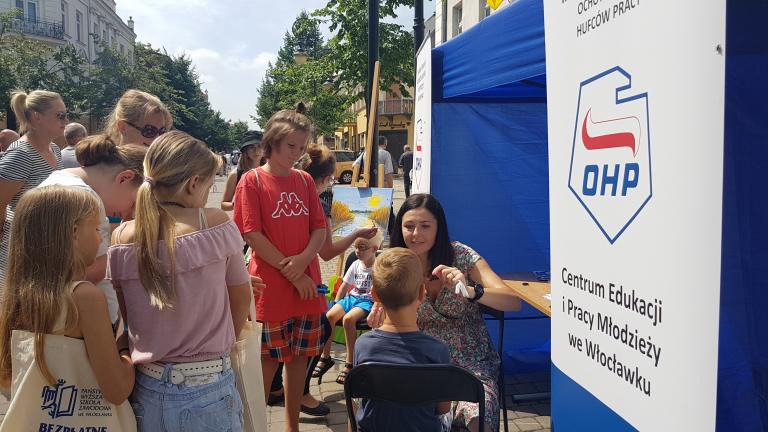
716, 0, 768, 430
431, 102, 550, 275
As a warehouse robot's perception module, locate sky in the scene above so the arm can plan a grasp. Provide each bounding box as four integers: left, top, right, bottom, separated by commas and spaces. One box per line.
116, 1, 436, 129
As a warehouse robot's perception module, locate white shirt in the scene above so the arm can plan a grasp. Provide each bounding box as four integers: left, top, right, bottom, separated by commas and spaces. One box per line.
353, 148, 394, 175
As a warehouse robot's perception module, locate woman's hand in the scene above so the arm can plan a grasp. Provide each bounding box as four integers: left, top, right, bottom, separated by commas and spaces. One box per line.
367, 302, 386, 328
432, 265, 467, 289
432, 265, 475, 299
353, 226, 378, 240
251, 275, 266, 297
279, 253, 311, 282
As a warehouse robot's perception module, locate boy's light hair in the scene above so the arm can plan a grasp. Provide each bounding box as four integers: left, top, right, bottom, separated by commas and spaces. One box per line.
372, 248, 423, 311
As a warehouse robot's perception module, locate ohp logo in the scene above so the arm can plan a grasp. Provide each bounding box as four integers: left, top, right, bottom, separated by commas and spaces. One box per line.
568, 67, 652, 244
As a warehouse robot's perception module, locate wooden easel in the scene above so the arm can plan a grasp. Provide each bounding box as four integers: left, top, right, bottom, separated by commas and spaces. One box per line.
353, 61, 383, 188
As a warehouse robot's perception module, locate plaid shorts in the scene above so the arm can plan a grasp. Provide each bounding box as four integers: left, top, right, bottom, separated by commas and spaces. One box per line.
260, 314, 323, 362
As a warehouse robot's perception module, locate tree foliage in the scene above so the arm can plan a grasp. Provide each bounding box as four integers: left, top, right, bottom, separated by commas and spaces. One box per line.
255, 11, 351, 136
315, 0, 415, 99
0, 11, 244, 151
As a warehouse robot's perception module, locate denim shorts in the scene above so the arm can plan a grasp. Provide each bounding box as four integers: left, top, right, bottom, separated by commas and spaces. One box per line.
131, 363, 243, 432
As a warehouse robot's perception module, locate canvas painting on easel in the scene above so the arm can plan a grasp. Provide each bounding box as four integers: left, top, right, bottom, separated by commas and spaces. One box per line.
330, 187, 393, 244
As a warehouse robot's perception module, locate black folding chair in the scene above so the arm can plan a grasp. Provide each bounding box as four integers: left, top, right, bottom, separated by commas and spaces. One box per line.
344, 362, 486, 432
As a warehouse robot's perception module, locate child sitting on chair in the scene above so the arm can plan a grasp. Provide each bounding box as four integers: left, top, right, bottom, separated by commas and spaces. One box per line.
354, 247, 451, 432
313, 235, 380, 384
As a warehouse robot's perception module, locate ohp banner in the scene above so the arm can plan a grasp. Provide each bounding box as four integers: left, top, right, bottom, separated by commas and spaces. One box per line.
545, 0, 726, 430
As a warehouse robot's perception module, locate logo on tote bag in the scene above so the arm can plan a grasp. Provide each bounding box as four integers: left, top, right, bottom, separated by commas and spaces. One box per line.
40, 379, 78, 418
568, 66, 653, 244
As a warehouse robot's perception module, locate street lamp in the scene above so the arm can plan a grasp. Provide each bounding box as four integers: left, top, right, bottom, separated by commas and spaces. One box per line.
293, 51, 309, 65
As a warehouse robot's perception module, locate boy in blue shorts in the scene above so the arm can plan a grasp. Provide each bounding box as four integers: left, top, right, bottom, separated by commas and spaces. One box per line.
313, 236, 378, 385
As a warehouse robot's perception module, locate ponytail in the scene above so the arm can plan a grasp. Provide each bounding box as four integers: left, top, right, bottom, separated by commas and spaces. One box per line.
10, 92, 27, 134
133, 130, 219, 310
134, 177, 177, 310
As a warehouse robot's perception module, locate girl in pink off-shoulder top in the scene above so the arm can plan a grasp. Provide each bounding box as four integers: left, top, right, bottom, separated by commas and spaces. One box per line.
106, 131, 252, 431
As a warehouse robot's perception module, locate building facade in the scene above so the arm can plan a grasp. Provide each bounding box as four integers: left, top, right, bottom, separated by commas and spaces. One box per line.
1, 0, 135, 62
435, 0, 515, 45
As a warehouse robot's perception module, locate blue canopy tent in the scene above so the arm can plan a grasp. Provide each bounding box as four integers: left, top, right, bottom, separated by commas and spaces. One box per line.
430, 0, 549, 374
429, 0, 768, 430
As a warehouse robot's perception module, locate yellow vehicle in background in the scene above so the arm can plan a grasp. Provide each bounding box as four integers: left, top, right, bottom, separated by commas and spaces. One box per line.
332, 150, 356, 184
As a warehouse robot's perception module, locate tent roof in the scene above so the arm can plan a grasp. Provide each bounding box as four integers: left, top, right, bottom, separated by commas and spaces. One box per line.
434, 0, 546, 100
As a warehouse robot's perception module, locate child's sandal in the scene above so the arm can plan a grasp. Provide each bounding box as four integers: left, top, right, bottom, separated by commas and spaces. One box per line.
312, 357, 335, 378
336, 363, 353, 385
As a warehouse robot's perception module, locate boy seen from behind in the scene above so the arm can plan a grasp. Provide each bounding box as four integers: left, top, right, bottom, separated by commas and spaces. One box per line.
354, 247, 451, 432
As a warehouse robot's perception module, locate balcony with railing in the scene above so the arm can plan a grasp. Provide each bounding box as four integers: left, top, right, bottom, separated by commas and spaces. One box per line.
3, 16, 64, 41
378, 98, 414, 116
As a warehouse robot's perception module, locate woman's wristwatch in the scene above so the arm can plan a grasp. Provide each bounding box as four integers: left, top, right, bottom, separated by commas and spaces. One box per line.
469, 284, 485, 303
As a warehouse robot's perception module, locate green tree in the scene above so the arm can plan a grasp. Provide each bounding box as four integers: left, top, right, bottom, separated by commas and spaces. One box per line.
255, 11, 351, 136
228, 120, 250, 146
88, 40, 134, 124
314, 0, 415, 100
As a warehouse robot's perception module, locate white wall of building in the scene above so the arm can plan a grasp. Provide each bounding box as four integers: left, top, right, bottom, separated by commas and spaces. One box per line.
1, 0, 135, 62
435, 0, 515, 46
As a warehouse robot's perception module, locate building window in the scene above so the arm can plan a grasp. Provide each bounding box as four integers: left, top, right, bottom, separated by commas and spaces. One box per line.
61, 2, 68, 34
76, 11, 82, 42
15, 0, 23, 17
452, 2, 463, 37
480, 0, 491, 20
27, 1, 36, 22
94, 23, 99, 38
120, 44, 124, 55
102, 28, 107, 42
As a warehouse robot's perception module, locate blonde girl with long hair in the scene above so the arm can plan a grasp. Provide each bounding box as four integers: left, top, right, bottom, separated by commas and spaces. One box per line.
0, 186, 135, 403
104, 89, 172, 147
107, 130, 251, 430
39, 135, 147, 327
0, 90, 67, 288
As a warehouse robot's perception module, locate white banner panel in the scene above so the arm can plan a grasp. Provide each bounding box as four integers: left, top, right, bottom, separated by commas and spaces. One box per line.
412, 35, 432, 194
545, 0, 726, 430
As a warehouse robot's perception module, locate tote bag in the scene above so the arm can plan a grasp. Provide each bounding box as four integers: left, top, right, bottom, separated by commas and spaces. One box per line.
231, 296, 267, 432
0, 330, 136, 432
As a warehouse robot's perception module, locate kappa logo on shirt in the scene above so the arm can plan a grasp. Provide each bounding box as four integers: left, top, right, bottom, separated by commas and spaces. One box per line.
272, 192, 309, 218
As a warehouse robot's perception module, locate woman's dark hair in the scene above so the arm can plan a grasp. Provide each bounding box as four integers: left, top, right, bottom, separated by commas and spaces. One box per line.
390, 193, 454, 269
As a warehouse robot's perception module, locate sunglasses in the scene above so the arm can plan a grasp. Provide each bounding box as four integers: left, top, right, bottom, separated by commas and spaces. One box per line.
54, 112, 68, 121
355, 245, 371, 252
126, 121, 167, 139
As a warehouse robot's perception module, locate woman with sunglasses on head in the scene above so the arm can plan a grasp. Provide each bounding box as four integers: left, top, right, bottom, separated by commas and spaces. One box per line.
0, 90, 67, 289
105, 89, 172, 147
221, 130, 264, 211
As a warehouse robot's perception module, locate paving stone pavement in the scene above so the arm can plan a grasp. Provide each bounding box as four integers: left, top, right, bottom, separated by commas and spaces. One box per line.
0, 174, 552, 431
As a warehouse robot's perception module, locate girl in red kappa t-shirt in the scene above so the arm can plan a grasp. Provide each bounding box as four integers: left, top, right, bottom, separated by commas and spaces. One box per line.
233, 108, 327, 432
